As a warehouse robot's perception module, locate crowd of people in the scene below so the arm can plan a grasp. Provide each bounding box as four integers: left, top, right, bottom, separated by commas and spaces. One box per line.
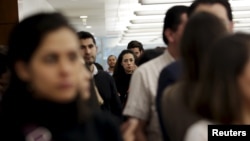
0, 0, 249, 141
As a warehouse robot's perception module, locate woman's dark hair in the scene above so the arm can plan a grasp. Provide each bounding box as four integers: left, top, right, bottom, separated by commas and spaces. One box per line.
137, 48, 164, 66
187, 33, 250, 124
180, 12, 228, 82
113, 50, 136, 80
8, 12, 76, 74
7, 12, 76, 93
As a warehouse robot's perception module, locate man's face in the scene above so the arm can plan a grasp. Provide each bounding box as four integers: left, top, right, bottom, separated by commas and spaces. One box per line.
172, 13, 188, 47
80, 38, 97, 66
129, 47, 142, 58
108, 56, 117, 68
194, 3, 233, 32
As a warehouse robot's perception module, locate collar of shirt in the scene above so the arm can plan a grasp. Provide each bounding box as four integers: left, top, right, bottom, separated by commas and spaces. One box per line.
92, 64, 98, 76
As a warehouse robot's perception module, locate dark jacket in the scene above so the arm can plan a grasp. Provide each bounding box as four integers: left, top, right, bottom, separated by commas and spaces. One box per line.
0, 93, 123, 141
94, 63, 104, 71
114, 73, 132, 109
94, 70, 122, 120
156, 61, 182, 141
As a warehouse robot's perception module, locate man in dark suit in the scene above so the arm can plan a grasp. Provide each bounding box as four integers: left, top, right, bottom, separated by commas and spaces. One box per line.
78, 31, 122, 120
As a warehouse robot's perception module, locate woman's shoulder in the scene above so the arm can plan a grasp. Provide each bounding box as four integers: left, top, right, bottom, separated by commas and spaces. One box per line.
184, 120, 212, 141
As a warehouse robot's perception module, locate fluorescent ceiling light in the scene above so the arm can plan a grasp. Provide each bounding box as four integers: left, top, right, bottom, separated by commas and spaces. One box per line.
234, 18, 250, 24
127, 23, 163, 29
86, 26, 92, 29
232, 6, 250, 11
235, 23, 250, 28
139, 0, 192, 5
131, 15, 165, 20
135, 9, 250, 17
137, 3, 191, 11
234, 27, 250, 30
80, 16, 88, 18
131, 19, 163, 24
121, 36, 160, 43
122, 36, 158, 39
135, 10, 165, 16
131, 17, 250, 25
139, 0, 250, 5
123, 32, 161, 37
125, 28, 162, 33
234, 14, 250, 19
233, 11, 250, 15
230, 0, 250, 7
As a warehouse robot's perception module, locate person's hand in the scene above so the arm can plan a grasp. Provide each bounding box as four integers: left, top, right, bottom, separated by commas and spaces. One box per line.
121, 119, 138, 141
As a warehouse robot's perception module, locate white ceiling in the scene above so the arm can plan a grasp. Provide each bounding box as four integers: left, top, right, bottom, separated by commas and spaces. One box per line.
18, 0, 250, 68
46, 0, 250, 47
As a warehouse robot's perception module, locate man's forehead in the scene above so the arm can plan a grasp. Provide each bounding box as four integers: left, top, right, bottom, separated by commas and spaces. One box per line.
80, 38, 95, 45
108, 56, 116, 60
130, 47, 140, 51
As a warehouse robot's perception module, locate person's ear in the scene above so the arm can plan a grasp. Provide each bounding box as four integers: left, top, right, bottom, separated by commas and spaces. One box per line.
15, 61, 31, 82
164, 29, 174, 43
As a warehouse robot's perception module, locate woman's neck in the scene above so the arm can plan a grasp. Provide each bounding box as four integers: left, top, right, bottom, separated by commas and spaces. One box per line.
125, 70, 133, 74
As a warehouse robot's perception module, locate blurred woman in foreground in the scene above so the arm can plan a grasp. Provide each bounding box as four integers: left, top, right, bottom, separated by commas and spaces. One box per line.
0, 12, 122, 141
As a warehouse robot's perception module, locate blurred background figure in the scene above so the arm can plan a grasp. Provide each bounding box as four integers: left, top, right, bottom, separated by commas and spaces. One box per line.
78, 31, 122, 120
0, 12, 122, 141
157, 0, 234, 101
106, 55, 117, 75
185, 33, 250, 141
127, 40, 144, 65
159, 12, 229, 141
137, 48, 165, 66
113, 50, 136, 109
0, 45, 9, 99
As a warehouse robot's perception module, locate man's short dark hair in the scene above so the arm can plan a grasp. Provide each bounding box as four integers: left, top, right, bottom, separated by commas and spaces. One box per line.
77, 31, 96, 44
188, 0, 233, 21
127, 40, 144, 52
162, 6, 188, 45
107, 55, 116, 60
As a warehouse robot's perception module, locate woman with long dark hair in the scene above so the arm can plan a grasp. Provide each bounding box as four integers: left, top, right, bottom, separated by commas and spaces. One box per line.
113, 50, 136, 108
0, 12, 122, 141
184, 33, 250, 141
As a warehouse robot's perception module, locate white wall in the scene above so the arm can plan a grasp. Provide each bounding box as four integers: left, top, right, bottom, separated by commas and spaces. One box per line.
18, 0, 55, 21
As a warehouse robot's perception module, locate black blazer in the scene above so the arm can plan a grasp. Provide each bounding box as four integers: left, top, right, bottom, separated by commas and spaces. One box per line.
94, 70, 122, 120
